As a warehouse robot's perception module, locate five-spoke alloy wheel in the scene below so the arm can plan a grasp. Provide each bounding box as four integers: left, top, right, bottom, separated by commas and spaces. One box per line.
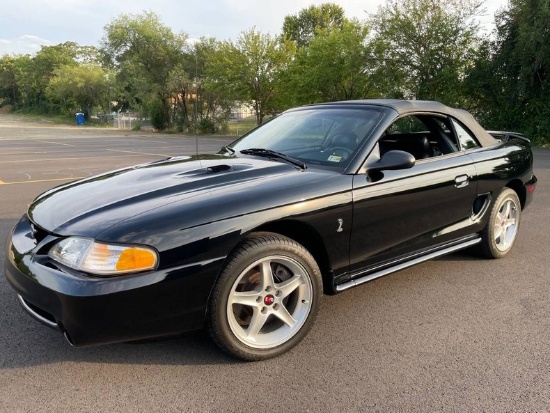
478, 188, 521, 258
208, 233, 322, 361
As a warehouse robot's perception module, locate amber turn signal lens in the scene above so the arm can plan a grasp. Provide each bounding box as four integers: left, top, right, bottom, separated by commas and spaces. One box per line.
116, 248, 157, 271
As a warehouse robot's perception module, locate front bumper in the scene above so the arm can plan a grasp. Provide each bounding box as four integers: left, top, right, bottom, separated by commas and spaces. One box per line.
5, 214, 223, 346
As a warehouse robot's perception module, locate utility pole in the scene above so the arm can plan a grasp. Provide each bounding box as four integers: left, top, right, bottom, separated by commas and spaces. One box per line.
195, 46, 199, 156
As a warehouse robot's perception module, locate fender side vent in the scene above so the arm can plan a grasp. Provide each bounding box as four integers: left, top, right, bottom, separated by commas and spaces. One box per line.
472, 193, 492, 221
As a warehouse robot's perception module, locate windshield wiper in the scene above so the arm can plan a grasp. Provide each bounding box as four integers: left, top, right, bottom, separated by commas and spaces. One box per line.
240, 148, 307, 170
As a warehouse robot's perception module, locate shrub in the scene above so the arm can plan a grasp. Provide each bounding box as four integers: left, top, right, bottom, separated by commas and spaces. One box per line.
148, 100, 169, 130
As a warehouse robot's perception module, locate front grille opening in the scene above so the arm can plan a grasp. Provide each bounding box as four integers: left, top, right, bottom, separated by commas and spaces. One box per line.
24, 299, 57, 325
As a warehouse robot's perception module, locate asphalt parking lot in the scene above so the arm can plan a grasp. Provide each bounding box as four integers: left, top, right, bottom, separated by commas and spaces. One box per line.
0, 116, 549, 412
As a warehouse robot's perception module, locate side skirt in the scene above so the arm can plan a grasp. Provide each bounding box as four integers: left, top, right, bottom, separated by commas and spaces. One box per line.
335, 237, 481, 292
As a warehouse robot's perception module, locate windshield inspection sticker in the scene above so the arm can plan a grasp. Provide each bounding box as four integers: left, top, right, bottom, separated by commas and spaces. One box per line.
328, 155, 342, 162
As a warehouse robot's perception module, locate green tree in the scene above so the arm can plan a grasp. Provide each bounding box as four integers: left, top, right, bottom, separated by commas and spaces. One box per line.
0, 55, 22, 105
369, 0, 483, 105
1, 43, 103, 112
283, 3, 346, 47
102, 11, 187, 129
468, 0, 550, 143
12, 42, 81, 111
46, 63, 114, 118
190, 38, 233, 133
283, 20, 379, 105
166, 38, 232, 133
206, 28, 294, 125
167, 63, 193, 131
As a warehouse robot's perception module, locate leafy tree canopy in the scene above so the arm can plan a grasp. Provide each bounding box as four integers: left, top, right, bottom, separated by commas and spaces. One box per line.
369, 0, 484, 105
467, 0, 550, 142
282, 3, 346, 47
207, 28, 294, 124
284, 20, 380, 104
46, 63, 114, 118
101, 11, 187, 128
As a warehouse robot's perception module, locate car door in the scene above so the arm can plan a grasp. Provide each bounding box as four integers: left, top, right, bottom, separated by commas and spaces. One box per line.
348, 114, 479, 276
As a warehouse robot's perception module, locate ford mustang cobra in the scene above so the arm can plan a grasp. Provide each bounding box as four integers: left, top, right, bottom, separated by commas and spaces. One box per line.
5, 100, 537, 360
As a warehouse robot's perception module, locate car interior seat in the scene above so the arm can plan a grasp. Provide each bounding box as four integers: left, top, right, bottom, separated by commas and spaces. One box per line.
404, 135, 434, 159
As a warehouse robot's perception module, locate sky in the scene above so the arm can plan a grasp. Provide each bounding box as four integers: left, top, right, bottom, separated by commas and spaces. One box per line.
0, 0, 509, 55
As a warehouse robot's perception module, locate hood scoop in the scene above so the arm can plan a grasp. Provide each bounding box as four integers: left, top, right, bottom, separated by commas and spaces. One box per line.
207, 164, 231, 173
176, 163, 253, 178
176, 164, 231, 177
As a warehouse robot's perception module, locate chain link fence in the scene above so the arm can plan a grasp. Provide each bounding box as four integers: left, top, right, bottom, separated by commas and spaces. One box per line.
111, 112, 151, 130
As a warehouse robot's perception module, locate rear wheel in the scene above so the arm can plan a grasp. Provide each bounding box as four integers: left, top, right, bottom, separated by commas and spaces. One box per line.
478, 188, 521, 258
207, 233, 322, 361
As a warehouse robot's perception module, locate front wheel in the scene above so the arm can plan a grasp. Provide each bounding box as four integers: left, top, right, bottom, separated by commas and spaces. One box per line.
477, 188, 521, 258
207, 233, 322, 361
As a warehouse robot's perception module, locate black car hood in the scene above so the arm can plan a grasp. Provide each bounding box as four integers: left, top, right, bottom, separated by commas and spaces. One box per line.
28, 155, 304, 237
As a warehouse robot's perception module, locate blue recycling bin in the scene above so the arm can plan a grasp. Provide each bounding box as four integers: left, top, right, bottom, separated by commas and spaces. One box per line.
75, 112, 85, 126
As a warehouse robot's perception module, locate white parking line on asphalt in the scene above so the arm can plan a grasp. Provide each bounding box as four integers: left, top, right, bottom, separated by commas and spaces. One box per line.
0, 151, 50, 155
0, 154, 160, 164
106, 149, 171, 157
0, 177, 83, 185
0, 157, 94, 163
42, 141, 74, 146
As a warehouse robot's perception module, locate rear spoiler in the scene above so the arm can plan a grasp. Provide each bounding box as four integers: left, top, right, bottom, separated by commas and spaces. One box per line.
487, 131, 530, 143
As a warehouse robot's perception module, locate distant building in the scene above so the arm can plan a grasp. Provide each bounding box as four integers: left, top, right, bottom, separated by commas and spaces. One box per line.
230, 102, 254, 120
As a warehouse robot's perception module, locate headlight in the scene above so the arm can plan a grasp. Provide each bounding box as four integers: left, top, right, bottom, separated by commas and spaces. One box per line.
48, 237, 158, 276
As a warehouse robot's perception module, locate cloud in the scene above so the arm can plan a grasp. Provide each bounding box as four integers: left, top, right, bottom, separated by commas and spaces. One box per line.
0, 35, 52, 55
19, 35, 49, 41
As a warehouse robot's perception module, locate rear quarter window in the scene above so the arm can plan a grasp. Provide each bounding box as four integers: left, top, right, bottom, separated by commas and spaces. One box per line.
452, 119, 480, 150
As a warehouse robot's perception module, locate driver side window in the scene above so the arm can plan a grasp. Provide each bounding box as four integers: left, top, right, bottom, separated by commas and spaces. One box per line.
379, 115, 436, 161
378, 114, 462, 161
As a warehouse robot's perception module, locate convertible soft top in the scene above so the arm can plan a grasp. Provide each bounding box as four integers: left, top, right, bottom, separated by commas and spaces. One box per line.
311, 99, 499, 148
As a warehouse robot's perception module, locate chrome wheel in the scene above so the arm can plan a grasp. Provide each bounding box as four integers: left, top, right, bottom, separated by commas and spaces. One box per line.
227, 255, 313, 349
493, 198, 518, 252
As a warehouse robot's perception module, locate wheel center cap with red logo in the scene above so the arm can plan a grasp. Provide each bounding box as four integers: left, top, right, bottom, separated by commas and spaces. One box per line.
264, 295, 275, 306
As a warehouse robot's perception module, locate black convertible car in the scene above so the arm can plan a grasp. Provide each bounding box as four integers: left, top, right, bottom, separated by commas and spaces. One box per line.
5, 100, 537, 360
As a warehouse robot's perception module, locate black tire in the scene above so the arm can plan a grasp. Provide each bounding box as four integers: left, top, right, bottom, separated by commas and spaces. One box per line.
477, 188, 521, 259
207, 232, 322, 361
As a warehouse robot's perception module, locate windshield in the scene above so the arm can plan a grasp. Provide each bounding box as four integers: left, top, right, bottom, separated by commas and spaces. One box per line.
231, 107, 383, 169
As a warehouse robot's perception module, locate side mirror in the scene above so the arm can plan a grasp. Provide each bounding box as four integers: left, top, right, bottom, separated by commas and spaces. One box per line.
369, 150, 415, 172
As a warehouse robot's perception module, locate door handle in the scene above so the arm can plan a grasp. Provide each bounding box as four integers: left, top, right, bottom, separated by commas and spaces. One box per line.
455, 175, 469, 188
